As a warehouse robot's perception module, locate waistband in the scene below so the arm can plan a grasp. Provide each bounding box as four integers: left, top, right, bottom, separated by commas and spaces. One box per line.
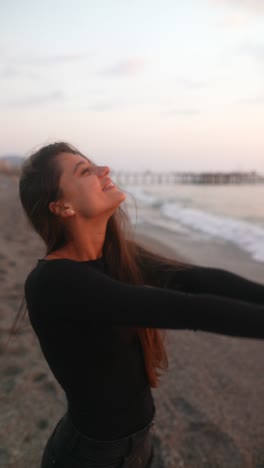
53, 411, 156, 461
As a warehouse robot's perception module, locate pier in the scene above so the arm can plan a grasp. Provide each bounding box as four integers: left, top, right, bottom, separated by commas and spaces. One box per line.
112, 170, 264, 185
0, 160, 263, 185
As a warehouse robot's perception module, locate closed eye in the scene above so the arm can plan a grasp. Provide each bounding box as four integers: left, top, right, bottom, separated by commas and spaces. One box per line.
81, 167, 91, 175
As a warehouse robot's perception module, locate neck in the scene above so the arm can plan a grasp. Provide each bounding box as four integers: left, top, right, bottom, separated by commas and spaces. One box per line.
61, 218, 107, 261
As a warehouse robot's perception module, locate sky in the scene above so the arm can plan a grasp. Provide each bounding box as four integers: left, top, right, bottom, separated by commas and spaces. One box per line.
1, 0, 264, 172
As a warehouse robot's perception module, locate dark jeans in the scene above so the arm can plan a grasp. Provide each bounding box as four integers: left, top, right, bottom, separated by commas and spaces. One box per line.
40, 412, 156, 468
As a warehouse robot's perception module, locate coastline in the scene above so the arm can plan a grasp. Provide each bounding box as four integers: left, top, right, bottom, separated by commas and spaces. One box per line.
134, 221, 264, 284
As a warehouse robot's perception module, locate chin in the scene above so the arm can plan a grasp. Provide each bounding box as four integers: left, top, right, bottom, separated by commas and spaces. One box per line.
113, 188, 126, 202
119, 190, 126, 201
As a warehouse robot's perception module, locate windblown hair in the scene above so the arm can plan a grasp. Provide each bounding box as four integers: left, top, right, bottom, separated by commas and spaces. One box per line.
16, 141, 192, 388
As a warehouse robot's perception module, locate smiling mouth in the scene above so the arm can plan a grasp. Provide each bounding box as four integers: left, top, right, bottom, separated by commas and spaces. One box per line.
103, 181, 115, 191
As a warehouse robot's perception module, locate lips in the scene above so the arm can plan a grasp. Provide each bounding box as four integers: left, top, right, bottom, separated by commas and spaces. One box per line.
103, 180, 115, 191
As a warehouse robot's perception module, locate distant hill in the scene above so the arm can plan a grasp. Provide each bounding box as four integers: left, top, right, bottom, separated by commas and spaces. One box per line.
0, 155, 24, 175
0, 155, 24, 167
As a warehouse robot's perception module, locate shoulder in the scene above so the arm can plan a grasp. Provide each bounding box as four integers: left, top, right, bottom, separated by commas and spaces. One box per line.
28, 257, 109, 283
25, 259, 95, 291
25, 259, 106, 309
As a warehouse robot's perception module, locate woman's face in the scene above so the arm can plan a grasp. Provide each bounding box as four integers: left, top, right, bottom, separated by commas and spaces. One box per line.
52, 152, 126, 220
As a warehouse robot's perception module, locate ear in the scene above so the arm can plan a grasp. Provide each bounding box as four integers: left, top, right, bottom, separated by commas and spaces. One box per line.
49, 201, 75, 218
48, 200, 61, 216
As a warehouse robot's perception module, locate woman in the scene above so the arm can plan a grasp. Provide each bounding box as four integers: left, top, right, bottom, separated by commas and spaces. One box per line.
19, 141, 264, 468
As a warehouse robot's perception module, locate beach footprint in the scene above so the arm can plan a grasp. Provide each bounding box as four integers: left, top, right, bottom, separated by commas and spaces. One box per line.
172, 397, 245, 467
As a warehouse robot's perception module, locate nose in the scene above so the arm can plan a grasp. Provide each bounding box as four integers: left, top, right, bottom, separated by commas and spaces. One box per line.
95, 165, 110, 177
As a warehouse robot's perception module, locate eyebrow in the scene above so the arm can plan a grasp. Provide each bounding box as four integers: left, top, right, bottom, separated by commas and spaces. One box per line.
72, 159, 91, 175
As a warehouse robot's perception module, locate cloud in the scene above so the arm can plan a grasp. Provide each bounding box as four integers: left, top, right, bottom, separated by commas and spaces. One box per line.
212, 0, 264, 28
218, 12, 252, 28
3, 91, 65, 107
237, 95, 264, 105
100, 58, 146, 76
213, 0, 264, 13
162, 108, 201, 117
87, 102, 114, 112
0, 66, 40, 80
24, 52, 91, 65
237, 43, 264, 61
175, 77, 207, 89
3, 52, 91, 67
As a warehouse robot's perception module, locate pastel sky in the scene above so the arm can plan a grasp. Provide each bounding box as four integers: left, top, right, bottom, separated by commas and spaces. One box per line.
1, 0, 264, 172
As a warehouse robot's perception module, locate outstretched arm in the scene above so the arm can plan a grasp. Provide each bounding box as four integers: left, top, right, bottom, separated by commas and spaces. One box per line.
164, 265, 264, 304
26, 260, 264, 340
139, 252, 264, 305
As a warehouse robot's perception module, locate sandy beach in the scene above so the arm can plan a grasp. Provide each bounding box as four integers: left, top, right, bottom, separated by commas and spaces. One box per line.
0, 173, 264, 468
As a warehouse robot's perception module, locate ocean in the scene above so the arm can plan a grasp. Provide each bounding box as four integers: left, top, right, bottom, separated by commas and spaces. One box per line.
120, 183, 264, 264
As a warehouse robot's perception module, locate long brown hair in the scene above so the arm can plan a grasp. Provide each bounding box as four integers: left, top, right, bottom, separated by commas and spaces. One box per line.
16, 141, 192, 388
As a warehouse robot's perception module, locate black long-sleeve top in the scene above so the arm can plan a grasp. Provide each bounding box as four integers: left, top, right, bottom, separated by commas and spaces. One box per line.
24, 257, 264, 440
